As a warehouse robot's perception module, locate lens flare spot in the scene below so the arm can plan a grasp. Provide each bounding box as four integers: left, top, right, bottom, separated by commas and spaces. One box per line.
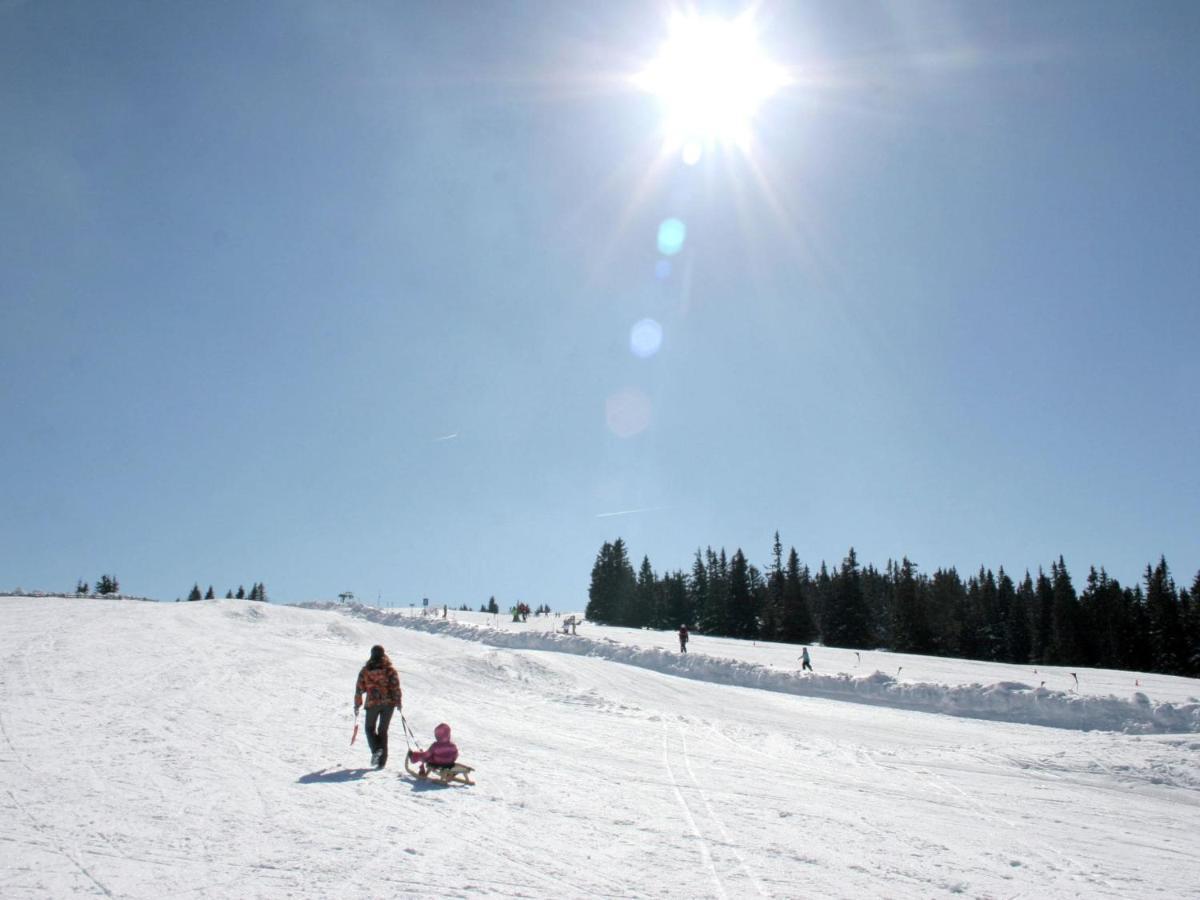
657, 218, 687, 256
682, 141, 703, 166
630, 318, 663, 358
605, 388, 652, 439
655, 258, 672, 280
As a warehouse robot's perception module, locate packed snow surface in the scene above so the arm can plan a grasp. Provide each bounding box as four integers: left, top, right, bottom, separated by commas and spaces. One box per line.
3, 597, 1199, 899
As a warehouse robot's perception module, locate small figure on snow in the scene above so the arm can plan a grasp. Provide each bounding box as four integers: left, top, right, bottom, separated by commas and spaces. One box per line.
799, 647, 813, 672
407, 722, 458, 775
678, 624, 689, 654
353, 645, 403, 769
406, 722, 474, 784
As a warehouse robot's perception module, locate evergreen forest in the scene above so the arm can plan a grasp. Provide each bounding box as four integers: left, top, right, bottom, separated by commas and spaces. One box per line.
585, 535, 1200, 677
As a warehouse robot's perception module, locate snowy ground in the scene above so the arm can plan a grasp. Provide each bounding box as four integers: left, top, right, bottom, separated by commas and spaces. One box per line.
2, 597, 1199, 898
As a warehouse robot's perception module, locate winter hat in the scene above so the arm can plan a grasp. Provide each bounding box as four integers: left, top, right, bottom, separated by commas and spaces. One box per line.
370, 645, 385, 661
434, 722, 451, 742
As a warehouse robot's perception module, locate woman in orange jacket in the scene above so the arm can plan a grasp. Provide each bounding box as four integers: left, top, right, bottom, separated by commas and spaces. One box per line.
354, 645, 402, 769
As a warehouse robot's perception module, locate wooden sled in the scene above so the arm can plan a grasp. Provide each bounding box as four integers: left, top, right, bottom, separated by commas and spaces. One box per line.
404, 755, 475, 786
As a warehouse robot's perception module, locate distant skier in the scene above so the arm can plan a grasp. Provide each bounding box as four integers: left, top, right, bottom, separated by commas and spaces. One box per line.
353, 645, 403, 769
678, 624, 689, 653
407, 722, 459, 776
800, 647, 813, 672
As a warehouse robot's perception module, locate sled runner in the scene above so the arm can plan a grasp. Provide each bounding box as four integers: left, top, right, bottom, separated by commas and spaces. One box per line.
404, 755, 475, 785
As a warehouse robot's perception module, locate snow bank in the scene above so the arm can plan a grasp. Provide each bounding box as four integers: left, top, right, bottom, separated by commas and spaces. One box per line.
2, 589, 158, 602
309, 603, 1200, 735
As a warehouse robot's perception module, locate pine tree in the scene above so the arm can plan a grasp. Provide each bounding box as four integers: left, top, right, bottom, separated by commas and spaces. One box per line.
1144, 557, 1186, 674
780, 548, 817, 644
926, 568, 966, 656
977, 568, 1003, 661
187, 583, 202, 602
700, 548, 731, 635
236, 585, 245, 600
1007, 571, 1035, 663
610, 540, 637, 625
824, 548, 871, 649
587, 541, 635, 625
995, 568, 1024, 663
958, 572, 984, 660
689, 550, 708, 632
814, 561, 832, 639
726, 549, 758, 638
256, 583, 268, 602
662, 570, 691, 629
890, 558, 926, 653
76, 579, 89, 595
1048, 556, 1081, 664
1184, 571, 1200, 675
760, 532, 785, 641
205, 586, 215, 600
586, 542, 613, 623
225, 589, 233, 599
861, 563, 892, 648
1032, 569, 1054, 663
633, 556, 656, 629
1077, 567, 1105, 666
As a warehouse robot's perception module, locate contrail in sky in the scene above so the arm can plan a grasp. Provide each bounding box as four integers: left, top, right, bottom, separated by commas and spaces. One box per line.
433, 433, 459, 442
595, 506, 668, 519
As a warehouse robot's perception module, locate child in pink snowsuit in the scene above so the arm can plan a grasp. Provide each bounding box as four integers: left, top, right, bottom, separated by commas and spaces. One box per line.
408, 723, 458, 772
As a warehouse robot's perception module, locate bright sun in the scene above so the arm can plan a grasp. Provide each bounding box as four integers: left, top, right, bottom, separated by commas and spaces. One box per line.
633, 12, 789, 149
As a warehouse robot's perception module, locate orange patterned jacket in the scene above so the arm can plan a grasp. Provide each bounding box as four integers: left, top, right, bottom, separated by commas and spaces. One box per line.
355, 660, 402, 710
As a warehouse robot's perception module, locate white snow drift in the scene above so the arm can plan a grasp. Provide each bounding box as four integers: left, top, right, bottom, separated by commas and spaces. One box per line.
311, 603, 1200, 735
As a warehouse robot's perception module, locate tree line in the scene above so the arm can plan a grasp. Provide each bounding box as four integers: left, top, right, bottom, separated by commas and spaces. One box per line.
585, 535, 1200, 677
76, 575, 119, 595
179, 582, 267, 602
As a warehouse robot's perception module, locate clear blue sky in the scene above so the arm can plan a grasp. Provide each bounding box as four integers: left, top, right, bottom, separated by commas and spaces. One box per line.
3, 1, 1197, 605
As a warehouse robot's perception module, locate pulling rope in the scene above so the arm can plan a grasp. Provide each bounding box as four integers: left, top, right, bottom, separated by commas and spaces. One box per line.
399, 709, 423, 753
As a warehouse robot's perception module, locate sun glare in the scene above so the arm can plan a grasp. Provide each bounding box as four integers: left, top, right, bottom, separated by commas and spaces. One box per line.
634, 12, 789, 149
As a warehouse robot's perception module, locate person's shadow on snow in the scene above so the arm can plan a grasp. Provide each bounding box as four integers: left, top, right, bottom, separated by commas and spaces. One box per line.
297, 767, 374, 784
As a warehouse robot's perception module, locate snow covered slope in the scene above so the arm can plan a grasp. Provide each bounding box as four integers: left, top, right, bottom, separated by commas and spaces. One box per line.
317, 604, 1200, 734
2, 596, 1199, 898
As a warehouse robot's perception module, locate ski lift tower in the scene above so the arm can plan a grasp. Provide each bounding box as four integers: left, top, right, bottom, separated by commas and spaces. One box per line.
338, 591, 355, 604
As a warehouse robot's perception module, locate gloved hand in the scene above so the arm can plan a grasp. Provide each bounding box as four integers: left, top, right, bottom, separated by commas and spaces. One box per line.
354, 706, 360, 717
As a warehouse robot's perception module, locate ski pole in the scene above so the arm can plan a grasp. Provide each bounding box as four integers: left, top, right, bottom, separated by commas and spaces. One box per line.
351, 709, 360, 746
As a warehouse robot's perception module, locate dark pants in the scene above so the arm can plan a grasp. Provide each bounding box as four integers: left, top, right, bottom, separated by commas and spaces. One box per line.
802, 660, 812, 672
365, 706, 394, 767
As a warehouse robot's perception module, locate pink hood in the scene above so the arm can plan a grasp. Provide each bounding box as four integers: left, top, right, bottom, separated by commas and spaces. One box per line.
434, 723, 451, 742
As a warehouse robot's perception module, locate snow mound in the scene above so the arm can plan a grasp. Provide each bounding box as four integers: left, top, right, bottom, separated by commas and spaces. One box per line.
309, 604, 1200, 735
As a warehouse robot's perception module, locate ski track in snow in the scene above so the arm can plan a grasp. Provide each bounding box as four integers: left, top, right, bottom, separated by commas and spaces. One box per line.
674, 719, 765, 897
661, 722, 726, 899
2, 596, 1199, 899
